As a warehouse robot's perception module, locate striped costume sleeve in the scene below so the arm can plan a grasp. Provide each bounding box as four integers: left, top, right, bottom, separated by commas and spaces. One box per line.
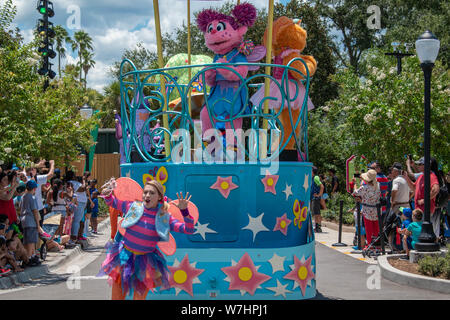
169, 208, 195, 234
103, 194, 132, 214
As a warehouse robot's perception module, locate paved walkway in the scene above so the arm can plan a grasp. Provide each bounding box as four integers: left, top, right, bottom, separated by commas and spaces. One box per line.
314, 221, 380, 264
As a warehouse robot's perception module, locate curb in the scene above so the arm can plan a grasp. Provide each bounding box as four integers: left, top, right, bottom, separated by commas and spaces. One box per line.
0, 217, 110, 290
378, 254, 450, 294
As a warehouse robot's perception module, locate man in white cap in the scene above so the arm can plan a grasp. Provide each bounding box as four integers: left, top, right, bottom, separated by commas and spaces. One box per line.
390, 162, 411, 214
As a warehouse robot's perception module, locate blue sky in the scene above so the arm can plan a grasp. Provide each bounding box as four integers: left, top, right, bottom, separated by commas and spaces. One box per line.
10, 0, 275, 92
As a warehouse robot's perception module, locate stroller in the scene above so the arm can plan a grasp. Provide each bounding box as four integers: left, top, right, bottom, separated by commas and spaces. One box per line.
362, 208, 403, 258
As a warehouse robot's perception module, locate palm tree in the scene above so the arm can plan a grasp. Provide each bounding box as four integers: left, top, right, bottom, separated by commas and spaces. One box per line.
71, 30, 93, 85
81, 50, 96, 89
54, 25, 72, 78
63, 63, 80, 82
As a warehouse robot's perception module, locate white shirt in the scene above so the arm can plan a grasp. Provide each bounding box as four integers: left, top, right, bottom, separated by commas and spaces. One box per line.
70, 180, 87, 203
27, 174, 48, 211
391, 176, 410, 204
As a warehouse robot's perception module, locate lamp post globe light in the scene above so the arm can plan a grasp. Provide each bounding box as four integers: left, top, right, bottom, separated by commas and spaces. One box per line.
414, 31, 440, 252
79, 103, 93, 120
79, 104, 93, 172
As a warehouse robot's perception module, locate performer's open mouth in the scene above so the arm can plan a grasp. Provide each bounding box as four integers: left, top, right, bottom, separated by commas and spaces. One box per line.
209, 40, 228, 46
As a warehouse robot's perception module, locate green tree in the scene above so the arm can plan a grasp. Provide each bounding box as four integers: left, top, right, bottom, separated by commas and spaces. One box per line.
54, 25, 72, 78
72, 30, 94, 85
110, 42, 158, 79
0, 8, 99, 167
81, 50, 96, 89
326, 48, 449, 171
315, 0, 382, 75
380, 0, 449, 67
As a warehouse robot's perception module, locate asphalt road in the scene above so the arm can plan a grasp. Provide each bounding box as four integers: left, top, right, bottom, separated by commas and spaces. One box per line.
1, 240, 449, 300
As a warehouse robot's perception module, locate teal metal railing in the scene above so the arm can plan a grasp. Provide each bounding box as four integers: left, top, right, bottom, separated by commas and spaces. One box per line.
119, 58, 311, 163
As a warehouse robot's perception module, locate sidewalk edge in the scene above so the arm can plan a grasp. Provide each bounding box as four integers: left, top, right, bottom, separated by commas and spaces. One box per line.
378, 254, 450, 294
0, 217, 110, 290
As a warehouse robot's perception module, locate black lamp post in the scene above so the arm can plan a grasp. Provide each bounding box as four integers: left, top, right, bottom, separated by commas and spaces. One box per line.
414, 31, 440, 252
385, 42, 413, 75
80, 104, 93, 172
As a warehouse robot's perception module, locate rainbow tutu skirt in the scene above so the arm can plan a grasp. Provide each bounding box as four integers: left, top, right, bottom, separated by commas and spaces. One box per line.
97, 239, 170, 296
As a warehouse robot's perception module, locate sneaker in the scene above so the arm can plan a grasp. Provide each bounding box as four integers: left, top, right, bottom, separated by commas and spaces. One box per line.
78, 236, 87, 241
39, 231, 52, 240
314, 226, 322, 233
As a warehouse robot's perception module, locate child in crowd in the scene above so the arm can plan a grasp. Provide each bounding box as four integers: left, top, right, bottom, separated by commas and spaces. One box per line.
49, 179, 72, 238
63, 185, 78, 246
84, 179, 98, 236
20, 180, 43, 266
90, 190, 99, 234
6, 231, 29, 267
1, 236, 23, 273
349, 203, 366, 250
399, 207, 413, 230
399, 208, 423, 259
0, 214, 8, 239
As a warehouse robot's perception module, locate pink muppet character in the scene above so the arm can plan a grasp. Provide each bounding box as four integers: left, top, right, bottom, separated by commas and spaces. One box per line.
197, 3, 265, 146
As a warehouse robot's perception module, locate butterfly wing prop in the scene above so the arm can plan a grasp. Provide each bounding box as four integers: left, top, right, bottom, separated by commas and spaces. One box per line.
157, 200, 199, 256
114, 177, 143, 202
247, 45, 267, 71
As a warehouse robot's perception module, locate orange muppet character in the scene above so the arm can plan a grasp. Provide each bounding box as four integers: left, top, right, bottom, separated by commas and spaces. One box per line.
251, 17, 317, 160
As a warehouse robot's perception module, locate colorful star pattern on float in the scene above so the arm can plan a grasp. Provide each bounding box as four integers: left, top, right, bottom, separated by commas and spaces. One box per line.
242, 213, 269, 242
260, 171, 279, 195
209, 176, 239, 199
132, 164, 316, 299
273, 213, 291, 236
221, 252, 271, 296
283, 255, 315, 296
168, 254, 205, 297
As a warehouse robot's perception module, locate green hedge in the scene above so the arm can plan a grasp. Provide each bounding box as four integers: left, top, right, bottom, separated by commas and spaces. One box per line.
322, 192, 356, 225
418, 245, 450, 279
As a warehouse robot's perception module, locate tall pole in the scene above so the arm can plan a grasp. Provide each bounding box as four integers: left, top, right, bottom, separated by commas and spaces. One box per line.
187, 0, 192, 118
261, 0, 274, 159
415, 62, 439, 252
153, 0, 171, 159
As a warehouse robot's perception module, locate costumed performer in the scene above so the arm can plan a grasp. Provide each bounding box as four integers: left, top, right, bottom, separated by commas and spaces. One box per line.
98, 179, 195, 300
250, 16, 317, 161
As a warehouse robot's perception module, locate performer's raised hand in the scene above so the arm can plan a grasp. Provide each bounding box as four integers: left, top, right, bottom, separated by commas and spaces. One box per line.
101, 177, 116, 197
175, 191, 191, 210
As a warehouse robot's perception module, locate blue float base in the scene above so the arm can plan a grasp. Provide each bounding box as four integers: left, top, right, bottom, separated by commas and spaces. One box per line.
119, 162, 315, 299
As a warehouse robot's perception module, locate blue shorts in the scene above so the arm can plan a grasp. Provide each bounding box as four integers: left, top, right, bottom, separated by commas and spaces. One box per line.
91, 211, 98, 218
405, 236, 413, 250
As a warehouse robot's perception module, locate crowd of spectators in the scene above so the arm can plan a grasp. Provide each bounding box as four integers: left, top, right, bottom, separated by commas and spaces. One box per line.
0, 160, 99, 277
348, 156, 448, 256
312, 156, 448, 258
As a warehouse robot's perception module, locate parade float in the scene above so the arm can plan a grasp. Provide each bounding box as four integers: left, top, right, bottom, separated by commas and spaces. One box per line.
113, 0, 317, 300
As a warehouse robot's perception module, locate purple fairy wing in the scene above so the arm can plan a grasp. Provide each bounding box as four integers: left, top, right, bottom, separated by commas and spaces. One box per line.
246, 45, 267, 71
